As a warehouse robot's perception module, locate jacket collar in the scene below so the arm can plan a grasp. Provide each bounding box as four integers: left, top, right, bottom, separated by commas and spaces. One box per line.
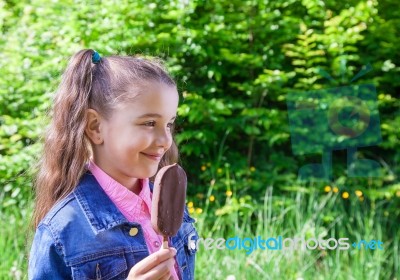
73, 172, 156, 235
73, 171, 131, 234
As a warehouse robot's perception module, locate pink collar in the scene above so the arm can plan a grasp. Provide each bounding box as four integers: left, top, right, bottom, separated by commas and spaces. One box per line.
87, 160, 152, 222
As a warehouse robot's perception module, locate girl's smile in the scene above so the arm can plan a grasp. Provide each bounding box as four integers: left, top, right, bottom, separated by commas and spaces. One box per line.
140, 152, 164, 161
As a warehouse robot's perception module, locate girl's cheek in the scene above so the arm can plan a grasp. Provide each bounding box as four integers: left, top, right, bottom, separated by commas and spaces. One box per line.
165, 135, 173, 149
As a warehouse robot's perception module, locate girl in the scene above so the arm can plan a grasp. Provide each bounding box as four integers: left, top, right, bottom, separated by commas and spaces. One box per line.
28, 49, 198, 280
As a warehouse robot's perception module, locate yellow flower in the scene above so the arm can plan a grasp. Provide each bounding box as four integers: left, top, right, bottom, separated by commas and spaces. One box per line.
226, 190, 233, 197
250, 166, 256, 172
187, 201, 194, 208
189, 207, 195, 214
217, 168, 223, 174
355, 190, 363, 197
196, 208, 203, 214
333, 187, 339, 193
201, 165, 206, 171
324, 186, 331, 192
342, 192, 349, 199
209, 195, 215, 202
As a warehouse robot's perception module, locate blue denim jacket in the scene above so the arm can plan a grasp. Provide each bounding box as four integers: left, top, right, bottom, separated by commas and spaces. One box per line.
28, 172, 199, 280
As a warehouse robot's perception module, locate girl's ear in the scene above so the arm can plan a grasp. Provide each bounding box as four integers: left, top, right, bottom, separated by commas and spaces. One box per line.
85, 109, 104, 145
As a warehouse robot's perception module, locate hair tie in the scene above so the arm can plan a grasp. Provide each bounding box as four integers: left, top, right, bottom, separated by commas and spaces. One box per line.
92, 50, 101, 64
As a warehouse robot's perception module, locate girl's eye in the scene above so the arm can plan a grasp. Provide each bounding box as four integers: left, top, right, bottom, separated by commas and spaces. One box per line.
142, 121, 173, 128
144, 121, 156, 127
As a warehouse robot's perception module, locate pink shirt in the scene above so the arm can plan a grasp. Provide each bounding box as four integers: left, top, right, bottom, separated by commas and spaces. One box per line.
88, 160, 180, 280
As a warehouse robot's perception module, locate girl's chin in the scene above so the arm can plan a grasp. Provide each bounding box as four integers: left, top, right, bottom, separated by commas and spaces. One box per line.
143, 164, 160, 178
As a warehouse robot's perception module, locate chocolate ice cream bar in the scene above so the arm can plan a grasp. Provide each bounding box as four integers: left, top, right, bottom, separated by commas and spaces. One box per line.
151, 163, 187, 248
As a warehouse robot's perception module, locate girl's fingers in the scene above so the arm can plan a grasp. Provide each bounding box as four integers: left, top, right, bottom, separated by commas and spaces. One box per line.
145, 257, 176, 279
133, 248, 176, 275
158, 269, 172, 280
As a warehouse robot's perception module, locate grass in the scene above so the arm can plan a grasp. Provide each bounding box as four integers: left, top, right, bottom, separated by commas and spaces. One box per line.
192, 185, 399, 280
0, 185, 398, 280
0, 197, 32, 280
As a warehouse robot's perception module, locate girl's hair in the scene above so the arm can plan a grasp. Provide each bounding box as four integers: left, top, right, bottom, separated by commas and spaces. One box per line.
31, 49, 179, 229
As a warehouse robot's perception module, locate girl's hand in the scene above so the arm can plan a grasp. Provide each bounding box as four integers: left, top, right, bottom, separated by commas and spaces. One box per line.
127, 248, 177, 280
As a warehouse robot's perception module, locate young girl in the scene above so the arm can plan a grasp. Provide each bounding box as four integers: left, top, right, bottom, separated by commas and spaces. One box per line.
28, 49, 198, 280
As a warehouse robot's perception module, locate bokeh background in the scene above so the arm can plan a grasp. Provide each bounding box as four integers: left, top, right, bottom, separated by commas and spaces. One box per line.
0, 0, 399, 279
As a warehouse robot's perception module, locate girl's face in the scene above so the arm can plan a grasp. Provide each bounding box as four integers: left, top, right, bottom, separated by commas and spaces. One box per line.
89, 83, 179, 190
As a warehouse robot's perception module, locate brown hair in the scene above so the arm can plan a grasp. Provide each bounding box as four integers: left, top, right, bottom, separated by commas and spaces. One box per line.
31, 49, 179, 229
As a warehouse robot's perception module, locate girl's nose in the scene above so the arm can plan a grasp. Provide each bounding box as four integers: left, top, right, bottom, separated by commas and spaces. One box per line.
155, 127, 172, 148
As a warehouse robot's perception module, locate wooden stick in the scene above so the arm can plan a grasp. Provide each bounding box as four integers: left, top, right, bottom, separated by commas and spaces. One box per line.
162, 235, 169, 249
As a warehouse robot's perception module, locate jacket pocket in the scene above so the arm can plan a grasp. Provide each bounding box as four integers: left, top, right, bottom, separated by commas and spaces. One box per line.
71, 251, 127, 280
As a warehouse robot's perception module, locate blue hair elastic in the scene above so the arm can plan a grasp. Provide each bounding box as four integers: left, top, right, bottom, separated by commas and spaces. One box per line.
92, 50, 101, 64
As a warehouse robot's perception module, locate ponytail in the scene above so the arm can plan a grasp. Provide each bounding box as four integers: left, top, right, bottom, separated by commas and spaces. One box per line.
31, 49, 96, 229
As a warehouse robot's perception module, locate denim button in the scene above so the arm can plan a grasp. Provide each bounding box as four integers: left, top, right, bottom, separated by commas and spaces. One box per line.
189, 241, 196, 250
129, 227, 138, 236
154, 240, 160, 247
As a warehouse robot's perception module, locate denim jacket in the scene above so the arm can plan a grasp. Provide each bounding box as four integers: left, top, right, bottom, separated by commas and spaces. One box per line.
28, 172, 199, 280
